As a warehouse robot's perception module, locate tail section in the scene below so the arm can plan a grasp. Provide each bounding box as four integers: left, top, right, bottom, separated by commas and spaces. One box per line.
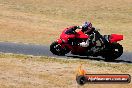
110, 34, 123, 43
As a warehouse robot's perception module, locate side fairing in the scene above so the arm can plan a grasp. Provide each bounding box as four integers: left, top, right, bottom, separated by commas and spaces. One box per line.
75, 31, 89, 39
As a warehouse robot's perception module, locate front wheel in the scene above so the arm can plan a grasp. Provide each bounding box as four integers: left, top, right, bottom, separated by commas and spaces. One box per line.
50, 41, 67, 56
102, 43, 123, 61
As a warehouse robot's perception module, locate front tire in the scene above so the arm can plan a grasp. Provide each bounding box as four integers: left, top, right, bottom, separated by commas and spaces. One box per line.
103, 43, 123, 61
50, 41, 66, 56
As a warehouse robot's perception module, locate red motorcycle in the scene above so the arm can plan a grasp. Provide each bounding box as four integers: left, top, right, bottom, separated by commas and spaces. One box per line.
50, 28, 123, 61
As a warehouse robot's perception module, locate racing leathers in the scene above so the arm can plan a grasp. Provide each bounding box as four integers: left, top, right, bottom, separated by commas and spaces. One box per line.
65, 26, 104, 52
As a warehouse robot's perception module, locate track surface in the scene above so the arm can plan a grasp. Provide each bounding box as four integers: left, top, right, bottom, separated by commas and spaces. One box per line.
0, 42, 131, 63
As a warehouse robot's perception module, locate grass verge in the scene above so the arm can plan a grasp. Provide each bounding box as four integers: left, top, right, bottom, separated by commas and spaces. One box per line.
0, 53, 131, 88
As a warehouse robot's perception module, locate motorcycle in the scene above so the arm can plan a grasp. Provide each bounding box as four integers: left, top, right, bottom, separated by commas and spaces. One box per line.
50, 28, 123, 61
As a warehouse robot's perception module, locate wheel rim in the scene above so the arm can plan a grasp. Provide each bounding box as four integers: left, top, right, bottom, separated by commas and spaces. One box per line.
112, 47, 123, 57
53, 44, 62, 52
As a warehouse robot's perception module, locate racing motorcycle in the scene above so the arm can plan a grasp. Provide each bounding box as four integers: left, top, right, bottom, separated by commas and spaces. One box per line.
50, 28, 123, 61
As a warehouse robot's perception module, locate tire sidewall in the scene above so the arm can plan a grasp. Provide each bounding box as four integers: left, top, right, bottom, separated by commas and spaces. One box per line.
103, 43, 123, 61
50, 41, 66, 55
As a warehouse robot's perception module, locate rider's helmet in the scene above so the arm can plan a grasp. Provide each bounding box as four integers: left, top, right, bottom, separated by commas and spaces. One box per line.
82, 21, 92, 33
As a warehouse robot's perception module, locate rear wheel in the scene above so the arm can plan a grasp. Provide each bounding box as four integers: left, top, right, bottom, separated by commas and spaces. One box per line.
102, 43, 123, 61
50, 41, 68, 56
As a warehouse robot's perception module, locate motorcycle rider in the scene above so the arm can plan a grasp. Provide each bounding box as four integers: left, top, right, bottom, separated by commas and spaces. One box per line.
65, 21, 104, 53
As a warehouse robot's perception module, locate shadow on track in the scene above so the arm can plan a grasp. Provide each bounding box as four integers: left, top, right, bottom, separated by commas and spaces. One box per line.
66, 55, 132, 64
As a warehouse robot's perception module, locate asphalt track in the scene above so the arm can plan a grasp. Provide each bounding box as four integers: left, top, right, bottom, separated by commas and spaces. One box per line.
0, 42, 131, 63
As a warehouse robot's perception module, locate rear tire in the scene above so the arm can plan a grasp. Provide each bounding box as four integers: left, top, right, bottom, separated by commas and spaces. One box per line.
102, 43, 123, 61
50, 41, 66, 56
